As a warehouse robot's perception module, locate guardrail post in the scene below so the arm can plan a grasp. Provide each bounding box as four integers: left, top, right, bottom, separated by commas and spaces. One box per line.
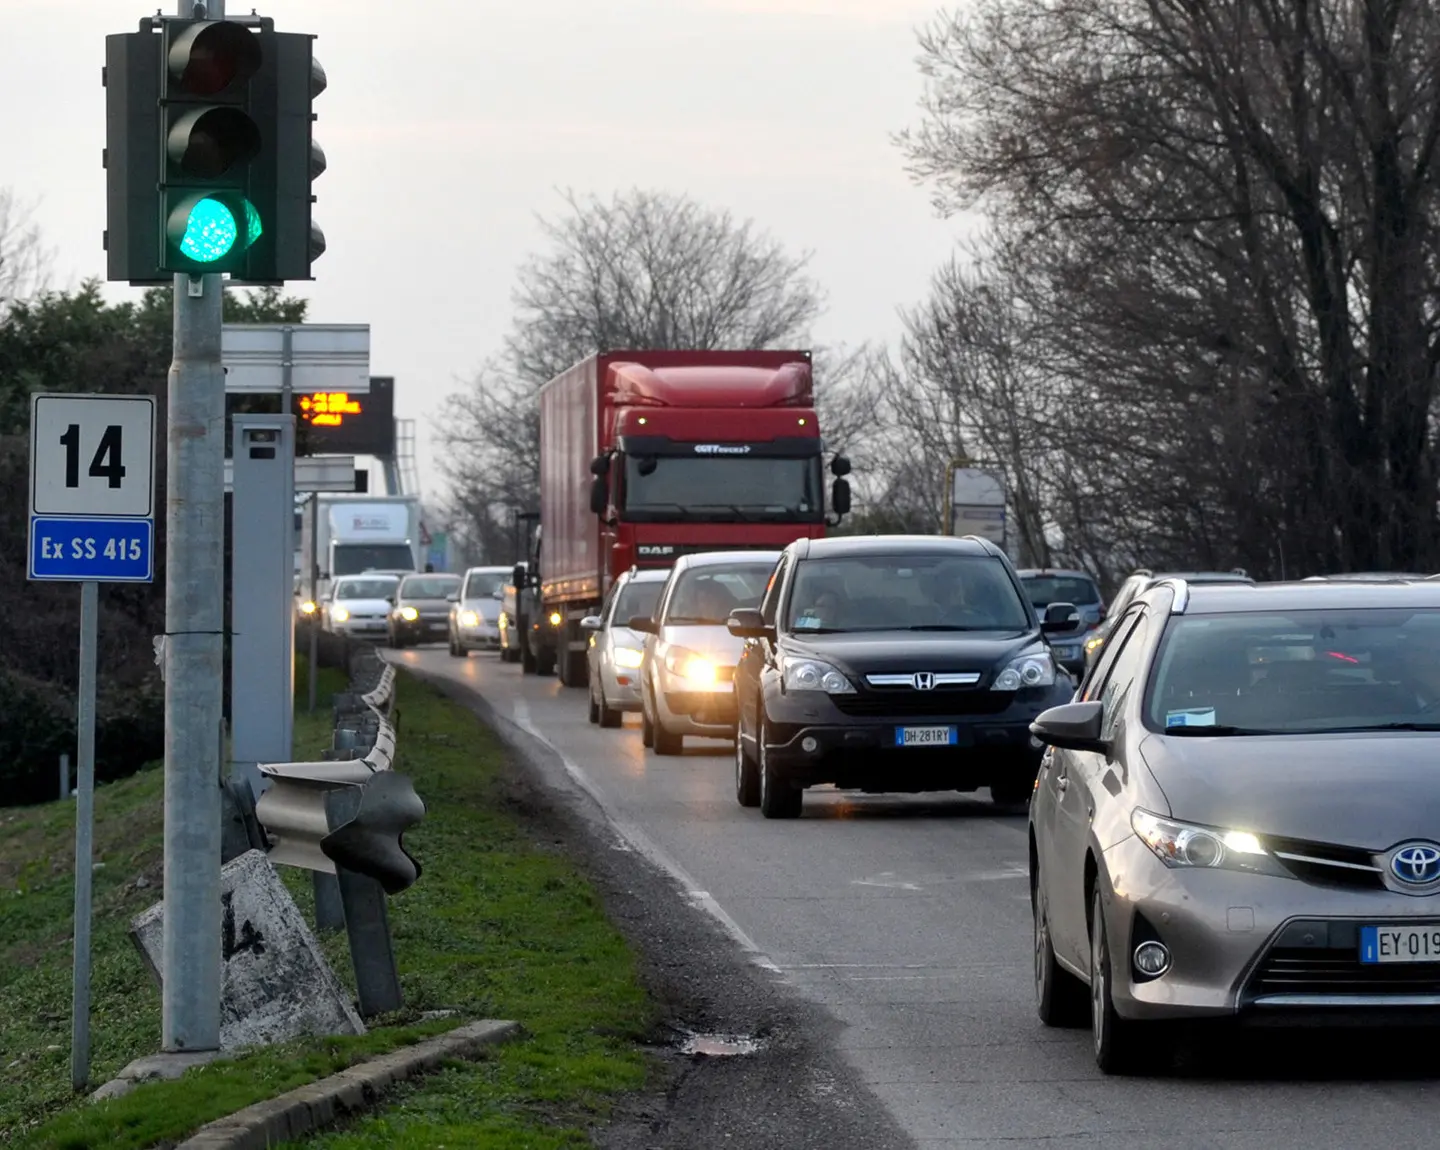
335, 868, 403, 1017
312, 873, 345, 932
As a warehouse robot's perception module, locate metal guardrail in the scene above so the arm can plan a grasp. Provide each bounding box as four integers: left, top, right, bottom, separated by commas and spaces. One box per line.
251, 652, 423, 1016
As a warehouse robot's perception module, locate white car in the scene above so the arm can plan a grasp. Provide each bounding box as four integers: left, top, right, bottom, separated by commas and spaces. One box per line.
581, 567, 670, 727
448, 565, 510, 656
632, 550, 782, 755
324, 574, 400, 640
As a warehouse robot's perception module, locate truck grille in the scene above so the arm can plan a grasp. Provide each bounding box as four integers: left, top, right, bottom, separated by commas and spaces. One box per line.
832, 690, 1011, 719
1248, 947, 1440, 999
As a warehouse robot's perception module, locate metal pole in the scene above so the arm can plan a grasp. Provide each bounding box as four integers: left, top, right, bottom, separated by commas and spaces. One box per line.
70, 581, 98, 1091
60, 753, 70, 801
162, 0, 227, 1052
308, 494, 320, 714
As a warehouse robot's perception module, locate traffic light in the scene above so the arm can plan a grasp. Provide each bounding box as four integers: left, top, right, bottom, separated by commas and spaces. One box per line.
104, 16, 326, 284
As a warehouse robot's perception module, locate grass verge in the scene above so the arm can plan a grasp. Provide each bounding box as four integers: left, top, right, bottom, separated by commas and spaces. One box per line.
1, 659, 654, 1149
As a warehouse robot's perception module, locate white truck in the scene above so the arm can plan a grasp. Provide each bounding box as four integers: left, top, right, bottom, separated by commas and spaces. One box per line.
298, 495, 423, 608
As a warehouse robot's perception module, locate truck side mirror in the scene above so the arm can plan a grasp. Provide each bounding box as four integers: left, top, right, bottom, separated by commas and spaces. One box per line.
831, 477, 852, 516
830, 454, 852, 478
589, 474, 608, 516
590, 454, 610, 476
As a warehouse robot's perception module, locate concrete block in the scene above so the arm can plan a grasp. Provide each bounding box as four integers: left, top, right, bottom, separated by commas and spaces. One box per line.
130, 849, 365, 1051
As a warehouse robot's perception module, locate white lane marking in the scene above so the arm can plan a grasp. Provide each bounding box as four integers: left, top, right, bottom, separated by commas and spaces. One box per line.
851, 864, 1028, 891
508, 697, 781, 974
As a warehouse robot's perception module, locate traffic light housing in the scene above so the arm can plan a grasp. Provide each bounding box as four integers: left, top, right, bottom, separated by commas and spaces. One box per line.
104, 15, 326, 284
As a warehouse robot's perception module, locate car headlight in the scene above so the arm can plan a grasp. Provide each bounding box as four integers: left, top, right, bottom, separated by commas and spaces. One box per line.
460, 610, 480, 627
664, 646, 716, 683
400, 606, 419, 621
992, 651, 1056, 691
331, 606, 350, 622
614, 645, 645, 669
299, 600, 316, 615
549, 611, 562, 627
1084, 634, 1105, 654
781, 657, 855, 694
1131, 809, 1288, 877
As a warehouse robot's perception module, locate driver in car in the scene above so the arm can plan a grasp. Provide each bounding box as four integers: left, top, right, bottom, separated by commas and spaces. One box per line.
692, 581, 736, 624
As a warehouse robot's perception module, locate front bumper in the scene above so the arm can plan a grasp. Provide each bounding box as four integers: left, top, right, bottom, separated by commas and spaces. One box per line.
1101, 834, 1440, 1025
394, 615, 449, 642
334, 617, 387, 638
598, 660, 644, 710
655, 668, 737, 735
457, 619, 501, 648
759, 683, 1063, 789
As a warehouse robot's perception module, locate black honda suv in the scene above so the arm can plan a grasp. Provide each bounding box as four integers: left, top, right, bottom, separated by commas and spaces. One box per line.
728, 534, 1080, 818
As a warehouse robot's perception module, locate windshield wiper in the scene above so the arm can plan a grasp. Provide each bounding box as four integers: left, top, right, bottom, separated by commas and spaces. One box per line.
690, 503, 762, 522
791, 626, 848, 634
1164, 725, 1287, 736
1300, 722, 1440, 734
906, 624, 991, 631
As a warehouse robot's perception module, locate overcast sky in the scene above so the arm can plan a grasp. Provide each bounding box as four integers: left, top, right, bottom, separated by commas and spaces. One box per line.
3, 0, 966, 501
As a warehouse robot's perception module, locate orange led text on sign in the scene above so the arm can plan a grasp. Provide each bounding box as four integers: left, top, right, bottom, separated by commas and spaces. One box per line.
298, 392, 363, 427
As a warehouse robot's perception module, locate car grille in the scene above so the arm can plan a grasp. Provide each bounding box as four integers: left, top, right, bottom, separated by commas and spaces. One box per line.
1249, 947, 1440, 999
832, 689, 1012, 718
1263, 836, 1385, 891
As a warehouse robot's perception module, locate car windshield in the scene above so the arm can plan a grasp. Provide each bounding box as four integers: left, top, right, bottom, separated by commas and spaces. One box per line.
464, 571, 506, 598
664, 563, 775, 624
1146, 608, 1440, 734
785, 554, 1031, 633
333, 578, 398, 600
400, 576, 460, 599
1021, 574, 1099, 607
613, 579, 664, 625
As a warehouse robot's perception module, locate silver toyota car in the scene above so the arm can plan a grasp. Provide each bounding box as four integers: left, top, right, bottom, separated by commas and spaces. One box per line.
1029, 576, 1440, 1073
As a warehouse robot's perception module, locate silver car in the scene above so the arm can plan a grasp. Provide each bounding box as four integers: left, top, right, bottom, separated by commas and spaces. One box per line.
448, 565, 510, 657
323, 574, 400, 640
580, 567, 669, 727
1030, 576, 1440, 1073
631, 551, 782, 755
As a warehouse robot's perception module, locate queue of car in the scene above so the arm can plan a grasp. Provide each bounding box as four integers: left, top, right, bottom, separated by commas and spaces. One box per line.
355, 546, 1440, 1075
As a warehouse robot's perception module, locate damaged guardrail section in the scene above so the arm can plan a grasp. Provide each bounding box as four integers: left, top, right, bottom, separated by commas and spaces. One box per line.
253, 650, 425, 1016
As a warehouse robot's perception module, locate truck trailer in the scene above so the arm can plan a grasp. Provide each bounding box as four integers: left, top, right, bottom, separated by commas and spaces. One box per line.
298, 494, 423, 610
516, 350, 852, 684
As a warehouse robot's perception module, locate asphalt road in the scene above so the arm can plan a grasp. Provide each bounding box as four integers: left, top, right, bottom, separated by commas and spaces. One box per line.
396, 643, 1440, 1149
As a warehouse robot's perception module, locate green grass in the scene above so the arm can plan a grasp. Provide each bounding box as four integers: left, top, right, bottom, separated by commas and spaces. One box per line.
1, 659, 655, 1149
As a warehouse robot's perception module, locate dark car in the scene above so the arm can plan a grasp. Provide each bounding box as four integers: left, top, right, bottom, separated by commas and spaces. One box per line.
728, 534, 1081, 818
1017, 568, 1105, 677
387, 572, 461, 648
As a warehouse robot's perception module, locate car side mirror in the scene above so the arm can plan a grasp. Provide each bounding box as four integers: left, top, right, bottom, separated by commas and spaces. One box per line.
446, 592, 459, 602
830, 477, 851, 517
1041, 602, 1081, 633
627, 615, 657, 635
580, 615, 604, 632
1030, 700, 1107, 754
726, 607, 774, 640
493, 587, 504, 599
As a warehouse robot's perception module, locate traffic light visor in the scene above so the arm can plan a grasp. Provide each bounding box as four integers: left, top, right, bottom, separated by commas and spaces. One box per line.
168, 21, 261, 95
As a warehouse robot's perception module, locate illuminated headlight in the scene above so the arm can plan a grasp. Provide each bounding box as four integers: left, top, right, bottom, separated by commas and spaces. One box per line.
613, 646, 645, 669
400, 606, 419, 621
664, 646, 716, 683
1084, 634, 1105, 654
991, 651, 1056, 691
460, 610, 480, 627
331, 606, 350, 622
781, 658, 855, 694
299, 600, 317, 615
549, 611, 562, 627
1131, 809, 1288, 877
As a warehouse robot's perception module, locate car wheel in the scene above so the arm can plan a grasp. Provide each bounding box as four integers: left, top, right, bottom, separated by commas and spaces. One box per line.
734, 726, 760, 808
1035, 883, 1087, 1027
758, 718, 801, 819
598, 688, 622, 729
653, 719, 683, 756
587, 689, 600, 724
1090, 886, 1149, 1074
641, 700, 655, 749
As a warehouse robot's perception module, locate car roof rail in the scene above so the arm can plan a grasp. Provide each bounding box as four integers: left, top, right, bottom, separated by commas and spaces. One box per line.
1155, 577, 1189, 614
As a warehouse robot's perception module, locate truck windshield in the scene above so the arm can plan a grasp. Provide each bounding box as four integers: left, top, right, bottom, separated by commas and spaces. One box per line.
333, 543, 415, 576
622, 456, 822, 522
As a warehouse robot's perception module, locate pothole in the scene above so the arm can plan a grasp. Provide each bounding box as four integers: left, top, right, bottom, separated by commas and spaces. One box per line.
678, 1031, 766, 1057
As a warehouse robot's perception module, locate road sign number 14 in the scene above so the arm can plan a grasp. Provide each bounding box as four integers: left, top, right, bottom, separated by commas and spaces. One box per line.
60, 424, 126, 490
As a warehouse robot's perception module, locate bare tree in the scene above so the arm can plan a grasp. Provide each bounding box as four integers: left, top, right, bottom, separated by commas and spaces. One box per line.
900, 0, 1440, 576
436, 189, 828, 560
0, 190, 52, 317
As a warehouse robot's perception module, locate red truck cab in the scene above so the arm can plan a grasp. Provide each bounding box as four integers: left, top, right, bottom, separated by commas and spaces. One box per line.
521, 350, 852, 685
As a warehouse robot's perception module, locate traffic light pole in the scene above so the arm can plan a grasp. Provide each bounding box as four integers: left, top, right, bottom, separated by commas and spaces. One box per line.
160, 0, 226, 1055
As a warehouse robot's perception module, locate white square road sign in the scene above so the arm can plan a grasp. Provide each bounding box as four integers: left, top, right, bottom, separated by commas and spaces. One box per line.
30, 393, 156, 519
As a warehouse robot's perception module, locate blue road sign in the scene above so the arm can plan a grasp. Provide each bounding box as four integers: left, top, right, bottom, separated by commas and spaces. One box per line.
29, 517, 154, 583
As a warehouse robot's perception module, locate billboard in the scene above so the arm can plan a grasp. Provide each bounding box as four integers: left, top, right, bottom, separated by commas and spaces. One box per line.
946, 464, 1006, 548
293, 376, 395, 457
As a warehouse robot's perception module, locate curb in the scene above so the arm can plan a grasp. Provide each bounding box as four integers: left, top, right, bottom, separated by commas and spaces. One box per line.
174, 1019, 521, 1149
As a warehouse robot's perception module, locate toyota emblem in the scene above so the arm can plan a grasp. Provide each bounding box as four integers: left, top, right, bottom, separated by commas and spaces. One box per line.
1391, 844, 1440, 885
